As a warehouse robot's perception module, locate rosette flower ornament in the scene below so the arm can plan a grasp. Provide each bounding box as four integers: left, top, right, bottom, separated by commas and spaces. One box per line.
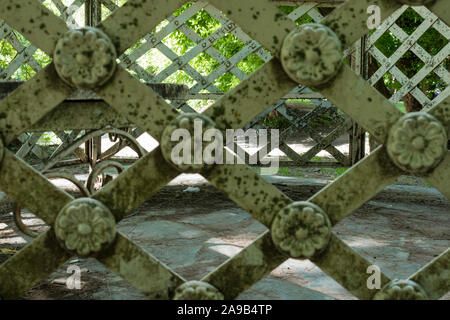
281, 23, 343, 87
53, 27, 117, 89
271, 201, 332, 259
374, 279, 429, 300
161, 113, 218, 173
55, 198, 116, 257
173, 281, 224, 300
386, 112, 447, 174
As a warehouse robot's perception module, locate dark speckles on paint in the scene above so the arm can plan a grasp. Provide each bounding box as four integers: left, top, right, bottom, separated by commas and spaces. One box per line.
212, 105, 225, 118
274, 13, 284, 22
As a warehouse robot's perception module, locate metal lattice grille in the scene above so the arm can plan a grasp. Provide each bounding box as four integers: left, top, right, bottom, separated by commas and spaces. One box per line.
367, 4, 450, 110
0, 0, 87, 164
0, 0, 448, 300
1, 1, 355, 169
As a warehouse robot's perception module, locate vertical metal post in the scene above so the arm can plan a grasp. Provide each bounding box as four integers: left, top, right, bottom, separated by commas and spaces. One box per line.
84, 1, 103, 171
349, 36, 367, 165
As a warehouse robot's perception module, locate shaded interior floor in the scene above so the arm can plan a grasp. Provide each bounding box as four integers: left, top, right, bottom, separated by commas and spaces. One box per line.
0, 175, 449, 300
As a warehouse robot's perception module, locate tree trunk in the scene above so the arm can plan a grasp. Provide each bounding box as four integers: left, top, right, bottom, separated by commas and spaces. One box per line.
403, 93, 422, 113
368, 56, 392, 152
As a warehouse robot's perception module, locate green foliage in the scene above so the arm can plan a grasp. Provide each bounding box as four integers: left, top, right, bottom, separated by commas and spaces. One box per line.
1, 2, 446, 105
320, 167, 348, 178
373, 7, 448, 99
278, 167, 290, 176
262, 115, 291, 130
310, 113, 338, 128
0, 40, 15, 68
277, 167, 305, 177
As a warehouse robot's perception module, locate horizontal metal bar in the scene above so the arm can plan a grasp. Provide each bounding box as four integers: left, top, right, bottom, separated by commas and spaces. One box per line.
0, 81, 189, 101
28, 101, 132, 131
250, 160, 350, 168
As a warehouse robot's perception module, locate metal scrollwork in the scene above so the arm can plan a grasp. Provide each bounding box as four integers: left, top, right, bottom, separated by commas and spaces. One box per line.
41, 127, 146, 173
86, 160, 124, 194
14, 160, 124, 238
14, 172, 90, 238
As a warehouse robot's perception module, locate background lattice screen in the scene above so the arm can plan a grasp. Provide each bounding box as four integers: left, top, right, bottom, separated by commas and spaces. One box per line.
0, 0, 88, 162
367, 5, 450, 111
0, 1, 449, 169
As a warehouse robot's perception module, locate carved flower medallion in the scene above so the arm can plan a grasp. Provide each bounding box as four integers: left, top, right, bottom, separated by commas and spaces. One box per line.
173, 281, 224, 300
271, 201, 331, 259
53, 27, 117, 89
281, 23, 343, 87
55, 198, 116, 257
161, 113, 217, 173
374, 279, 429, 300
386, 112, 447, 174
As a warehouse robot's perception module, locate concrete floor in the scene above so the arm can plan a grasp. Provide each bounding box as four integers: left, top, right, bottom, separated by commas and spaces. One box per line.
0, 174, 448, 300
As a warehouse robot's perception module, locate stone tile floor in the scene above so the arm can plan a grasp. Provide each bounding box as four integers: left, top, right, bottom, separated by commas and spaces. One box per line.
0, 174, 449, 300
